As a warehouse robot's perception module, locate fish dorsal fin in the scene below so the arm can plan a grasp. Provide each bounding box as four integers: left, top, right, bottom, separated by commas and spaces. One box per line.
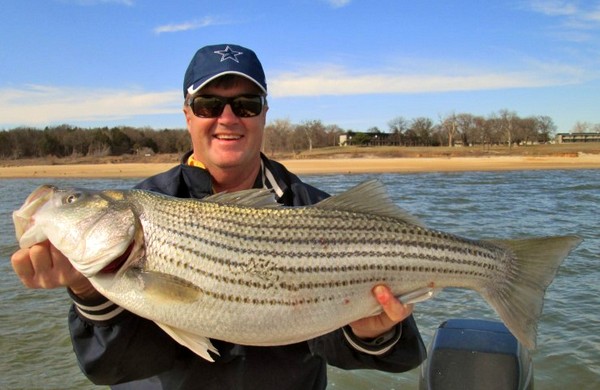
203, 189, 281, 208
155, 322, 219, 362
314, 180, 424, 227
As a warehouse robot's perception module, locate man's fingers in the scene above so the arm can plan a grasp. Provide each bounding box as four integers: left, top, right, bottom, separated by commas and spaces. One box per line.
48, 244, 72, 272
10, 241, 77, 289
373, 285, 413, 323
349, 285, 416, 339
11, 248, 35, 279
29, 243, 54, 275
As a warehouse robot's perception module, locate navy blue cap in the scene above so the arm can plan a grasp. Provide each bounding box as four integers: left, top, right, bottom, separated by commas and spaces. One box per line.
183, 44, 267, 98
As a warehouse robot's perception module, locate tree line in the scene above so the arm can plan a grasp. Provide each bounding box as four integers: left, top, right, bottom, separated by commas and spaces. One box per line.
264, 110, 560, 154
0, 109, 591, 160
385, 110, 558, 148
0, 125, 191, 159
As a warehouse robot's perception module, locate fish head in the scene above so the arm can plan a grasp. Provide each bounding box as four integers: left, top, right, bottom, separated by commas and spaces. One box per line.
13, 185, 139, 278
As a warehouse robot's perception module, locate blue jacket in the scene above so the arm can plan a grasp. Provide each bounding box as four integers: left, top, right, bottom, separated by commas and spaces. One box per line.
68, 152, 426, 390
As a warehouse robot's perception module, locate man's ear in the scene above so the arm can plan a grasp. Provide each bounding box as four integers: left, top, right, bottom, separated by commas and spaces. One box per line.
183, 106, 193, 132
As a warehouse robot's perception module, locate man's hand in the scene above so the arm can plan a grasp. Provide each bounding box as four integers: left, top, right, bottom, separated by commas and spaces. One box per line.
349, 285, 413, 340
11, 240, 100, 299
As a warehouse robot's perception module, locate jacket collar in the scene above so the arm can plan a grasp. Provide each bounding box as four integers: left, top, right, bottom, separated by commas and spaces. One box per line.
179, 151, 290, 201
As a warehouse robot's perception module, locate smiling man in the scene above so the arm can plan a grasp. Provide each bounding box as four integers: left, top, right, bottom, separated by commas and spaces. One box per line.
11, 44, 426, 389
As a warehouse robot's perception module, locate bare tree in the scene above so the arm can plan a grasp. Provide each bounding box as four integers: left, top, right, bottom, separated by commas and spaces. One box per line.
264, 119, 294, 155
571, 121, 592, 133
440, 112, 458, 147
498, 109, 518, 148
296, 120, 327, 152
410, 117, 435, 146
455, 113, 478, 146
325, 124, 344, 147
475, 116, 493, 150
387, 116, 409, 145
535, 116, 557, 142
514, 117, 538, 145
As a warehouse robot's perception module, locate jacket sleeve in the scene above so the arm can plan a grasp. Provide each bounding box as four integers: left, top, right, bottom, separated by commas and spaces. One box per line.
68, 290, 182, 384
309, 315, 426, 372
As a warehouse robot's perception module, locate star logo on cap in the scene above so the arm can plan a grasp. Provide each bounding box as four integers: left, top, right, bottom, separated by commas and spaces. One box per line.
213, 46, 243, 63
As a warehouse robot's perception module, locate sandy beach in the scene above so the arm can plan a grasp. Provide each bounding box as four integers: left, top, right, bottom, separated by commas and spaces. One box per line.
1, 154, 599, 178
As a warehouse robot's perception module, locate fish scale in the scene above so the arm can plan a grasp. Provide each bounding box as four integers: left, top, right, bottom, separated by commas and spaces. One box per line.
133, 195, 509, 342
145, 206, 490, 283
13, 180, 582, 361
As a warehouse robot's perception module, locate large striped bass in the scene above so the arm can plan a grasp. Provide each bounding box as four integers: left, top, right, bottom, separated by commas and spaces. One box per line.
13, 180, 581, 361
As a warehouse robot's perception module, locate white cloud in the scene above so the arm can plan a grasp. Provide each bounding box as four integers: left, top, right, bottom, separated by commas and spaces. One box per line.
527, 0, 578, 16
526, 0, 600, 29
324, 0, 351, 8
268, 62, 586, 97
0, 61, 589, 127
154, 17, 227, 34
582, 6, 600, 23
0, 85, 180, 127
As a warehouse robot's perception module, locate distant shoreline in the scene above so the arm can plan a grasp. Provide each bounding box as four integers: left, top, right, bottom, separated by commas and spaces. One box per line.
1, 154, 599, 178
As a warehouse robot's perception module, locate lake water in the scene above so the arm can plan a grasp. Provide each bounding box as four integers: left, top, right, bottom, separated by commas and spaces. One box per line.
1, 170, 598, 389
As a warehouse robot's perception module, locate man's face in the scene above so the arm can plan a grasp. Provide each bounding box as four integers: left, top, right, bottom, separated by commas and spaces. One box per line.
184, 77, 267, 172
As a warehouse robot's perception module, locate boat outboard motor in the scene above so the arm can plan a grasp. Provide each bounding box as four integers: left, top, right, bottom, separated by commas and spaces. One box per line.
419, 319, 533, 390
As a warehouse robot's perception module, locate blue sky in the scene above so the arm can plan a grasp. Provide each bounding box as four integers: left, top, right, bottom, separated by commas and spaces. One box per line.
1, 0, 599, 133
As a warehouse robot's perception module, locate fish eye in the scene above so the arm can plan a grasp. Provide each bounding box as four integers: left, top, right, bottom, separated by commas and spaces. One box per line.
64, 192, 82, 204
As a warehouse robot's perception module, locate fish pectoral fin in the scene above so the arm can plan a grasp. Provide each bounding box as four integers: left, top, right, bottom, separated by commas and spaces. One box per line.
155, 322, 219, 362
133, 270, 200, 303
397, 287, 442, 305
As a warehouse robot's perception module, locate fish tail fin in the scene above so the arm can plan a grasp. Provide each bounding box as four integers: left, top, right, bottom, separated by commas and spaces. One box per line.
481, 235, 582, 349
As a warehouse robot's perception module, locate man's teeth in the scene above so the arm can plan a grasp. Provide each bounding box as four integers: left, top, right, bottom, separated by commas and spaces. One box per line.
216, 135, 242, 140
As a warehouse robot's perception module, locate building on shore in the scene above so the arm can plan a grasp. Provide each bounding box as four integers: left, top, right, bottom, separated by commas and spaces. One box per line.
555, 133, 600, 143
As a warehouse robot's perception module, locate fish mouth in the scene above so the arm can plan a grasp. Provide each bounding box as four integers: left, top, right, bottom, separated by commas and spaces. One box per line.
13, 185, 56, 245
100, 241, 136, 274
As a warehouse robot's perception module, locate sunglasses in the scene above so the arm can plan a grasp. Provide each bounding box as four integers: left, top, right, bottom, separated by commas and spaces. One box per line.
187, 94, 266, 118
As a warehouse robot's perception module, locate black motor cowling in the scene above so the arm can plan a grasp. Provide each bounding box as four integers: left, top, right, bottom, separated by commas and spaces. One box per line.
419, 319, 533, 390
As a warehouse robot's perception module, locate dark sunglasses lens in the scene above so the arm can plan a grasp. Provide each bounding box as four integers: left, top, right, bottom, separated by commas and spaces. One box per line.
190, 95, 264, 118
191, 97, 225, 117
231, 96, 263, 117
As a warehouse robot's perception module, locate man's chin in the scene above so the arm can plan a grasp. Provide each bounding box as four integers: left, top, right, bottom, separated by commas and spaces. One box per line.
213, 154, 259, 170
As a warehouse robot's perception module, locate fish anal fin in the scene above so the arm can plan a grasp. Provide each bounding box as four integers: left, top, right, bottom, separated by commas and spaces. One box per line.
155, 322, 219, 362
314, 180, 424, 227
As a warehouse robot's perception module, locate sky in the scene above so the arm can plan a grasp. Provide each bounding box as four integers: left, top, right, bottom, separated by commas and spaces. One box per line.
1, 0, 599, 133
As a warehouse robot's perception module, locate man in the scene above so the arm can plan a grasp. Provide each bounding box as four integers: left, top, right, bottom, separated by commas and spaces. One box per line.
11, 44, 426, 389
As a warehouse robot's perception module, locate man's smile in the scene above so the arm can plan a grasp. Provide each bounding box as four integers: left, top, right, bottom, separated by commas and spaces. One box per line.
215, 134, 243, 140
